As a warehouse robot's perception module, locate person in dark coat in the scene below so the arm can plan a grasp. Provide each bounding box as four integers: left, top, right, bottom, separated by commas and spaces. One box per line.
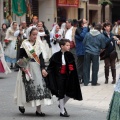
102, 22, 119, 84
44, 39, 82, 117
75, 19, 89, 83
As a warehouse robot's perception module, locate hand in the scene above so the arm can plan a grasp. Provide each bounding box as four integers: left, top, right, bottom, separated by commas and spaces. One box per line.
42, 69, 48, 77
20, 68, 26, 72
20, 68, 28, 73
113, 36, 118, 40
117, 40, 120, 45
20, 31, 23, 35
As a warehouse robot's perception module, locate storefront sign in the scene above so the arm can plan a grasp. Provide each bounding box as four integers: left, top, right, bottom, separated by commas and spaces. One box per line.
57, 0, 79, 7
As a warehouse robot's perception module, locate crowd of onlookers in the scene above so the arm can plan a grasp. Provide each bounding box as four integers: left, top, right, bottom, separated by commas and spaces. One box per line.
1, 16, 120, 86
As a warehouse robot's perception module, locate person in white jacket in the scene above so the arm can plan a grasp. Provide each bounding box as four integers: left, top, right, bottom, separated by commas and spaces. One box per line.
50, 24, 63, 54
4, 21, 18, 69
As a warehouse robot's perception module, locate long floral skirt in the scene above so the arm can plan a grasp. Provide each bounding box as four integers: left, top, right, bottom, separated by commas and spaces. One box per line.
14, 62, 52, 107
107, 76, 120, 120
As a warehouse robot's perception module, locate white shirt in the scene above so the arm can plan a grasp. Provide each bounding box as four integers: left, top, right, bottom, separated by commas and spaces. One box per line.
65, 26, 73, 41
62, 52, 66, 65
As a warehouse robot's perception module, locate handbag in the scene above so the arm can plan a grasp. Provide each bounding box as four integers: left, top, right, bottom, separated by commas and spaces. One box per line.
70, 41, 75, 49
100, 49, 107, 60
110, 50, 118, 60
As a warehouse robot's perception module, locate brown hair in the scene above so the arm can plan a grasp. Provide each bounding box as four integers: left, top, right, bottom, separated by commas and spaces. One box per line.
103, 22, 112, 31
94, 23, 102, 31
59, 39, 70, 47
29, 27, 38, 36
2, 23, 7, 29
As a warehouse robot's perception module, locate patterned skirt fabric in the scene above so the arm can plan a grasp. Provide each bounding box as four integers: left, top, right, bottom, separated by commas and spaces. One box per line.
23, 62, 51, 102
14, 62, 52, 107
107, 91, 120, 120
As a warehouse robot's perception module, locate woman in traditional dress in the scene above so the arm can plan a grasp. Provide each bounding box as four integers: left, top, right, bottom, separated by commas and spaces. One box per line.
107, 75, 120, 120
37, 22, 52, 67
50, 24, 62, 54
14, 27, 52, 117
4, 21, 18, 69
106, 40, 120, 120
0, 42, 11, 74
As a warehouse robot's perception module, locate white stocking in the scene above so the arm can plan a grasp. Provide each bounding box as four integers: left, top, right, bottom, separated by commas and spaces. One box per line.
36, 105, 41, 113
64, 95, 70, 105
59, 99, 65, 114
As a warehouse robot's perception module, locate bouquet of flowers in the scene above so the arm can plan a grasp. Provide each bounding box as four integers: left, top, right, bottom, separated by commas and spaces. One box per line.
4, 39, 11, 48
17, 57, 32, 80
53, 33, 61, 44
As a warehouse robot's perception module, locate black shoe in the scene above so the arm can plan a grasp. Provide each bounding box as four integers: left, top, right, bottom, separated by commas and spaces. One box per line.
91, 83, 100, 86
14, 68, 19, 72
19, 106, 25, 114
36, 111, 45, 117
60, 112, 70, 117
10, 66, 13, 69
58, 105, 67, 114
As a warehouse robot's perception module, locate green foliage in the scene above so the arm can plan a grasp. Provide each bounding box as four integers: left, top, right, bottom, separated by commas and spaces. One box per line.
98, 0, 112, 6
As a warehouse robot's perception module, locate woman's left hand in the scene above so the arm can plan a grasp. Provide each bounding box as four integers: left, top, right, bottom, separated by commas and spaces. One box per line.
42, 69, 48, 77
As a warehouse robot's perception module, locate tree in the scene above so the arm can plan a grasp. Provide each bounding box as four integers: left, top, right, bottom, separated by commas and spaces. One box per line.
98, 0, 112, 22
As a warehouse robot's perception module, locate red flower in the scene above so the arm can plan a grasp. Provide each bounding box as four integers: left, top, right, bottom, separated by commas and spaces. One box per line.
68, 64, 74, 71
55, 34, 60, 38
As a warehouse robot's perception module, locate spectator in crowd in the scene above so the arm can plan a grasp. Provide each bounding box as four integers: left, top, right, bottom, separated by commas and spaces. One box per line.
4, 21, 18, 69
50, 24, 62, 54
0, 23, 8, 46
37, 21, 52, 67
83, 23, 106, 86
14, 21, 28, 71
65, 19, 77, 62
31, 16, 39, 27
75, 19, 89, 83
102, 22, 118, 84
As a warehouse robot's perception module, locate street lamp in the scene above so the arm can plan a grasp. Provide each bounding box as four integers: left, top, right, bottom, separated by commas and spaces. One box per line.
82, 0, 89, 20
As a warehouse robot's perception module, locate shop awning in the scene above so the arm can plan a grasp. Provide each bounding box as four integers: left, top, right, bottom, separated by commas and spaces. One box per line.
56, 0, 79, 7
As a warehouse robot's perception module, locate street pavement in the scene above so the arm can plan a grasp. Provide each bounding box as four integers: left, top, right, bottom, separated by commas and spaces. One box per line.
0, 60, 119, 120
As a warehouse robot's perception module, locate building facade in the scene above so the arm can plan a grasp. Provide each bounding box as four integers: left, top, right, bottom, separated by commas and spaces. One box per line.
0, 0, 87, 30
87, 0, 111, 24
38, 0, 87, 30
1, 0, 120, 30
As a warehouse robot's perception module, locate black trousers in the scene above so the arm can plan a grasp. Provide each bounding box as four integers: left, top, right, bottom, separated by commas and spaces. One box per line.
57, 74, 68, 99
77, 55, 84, 81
